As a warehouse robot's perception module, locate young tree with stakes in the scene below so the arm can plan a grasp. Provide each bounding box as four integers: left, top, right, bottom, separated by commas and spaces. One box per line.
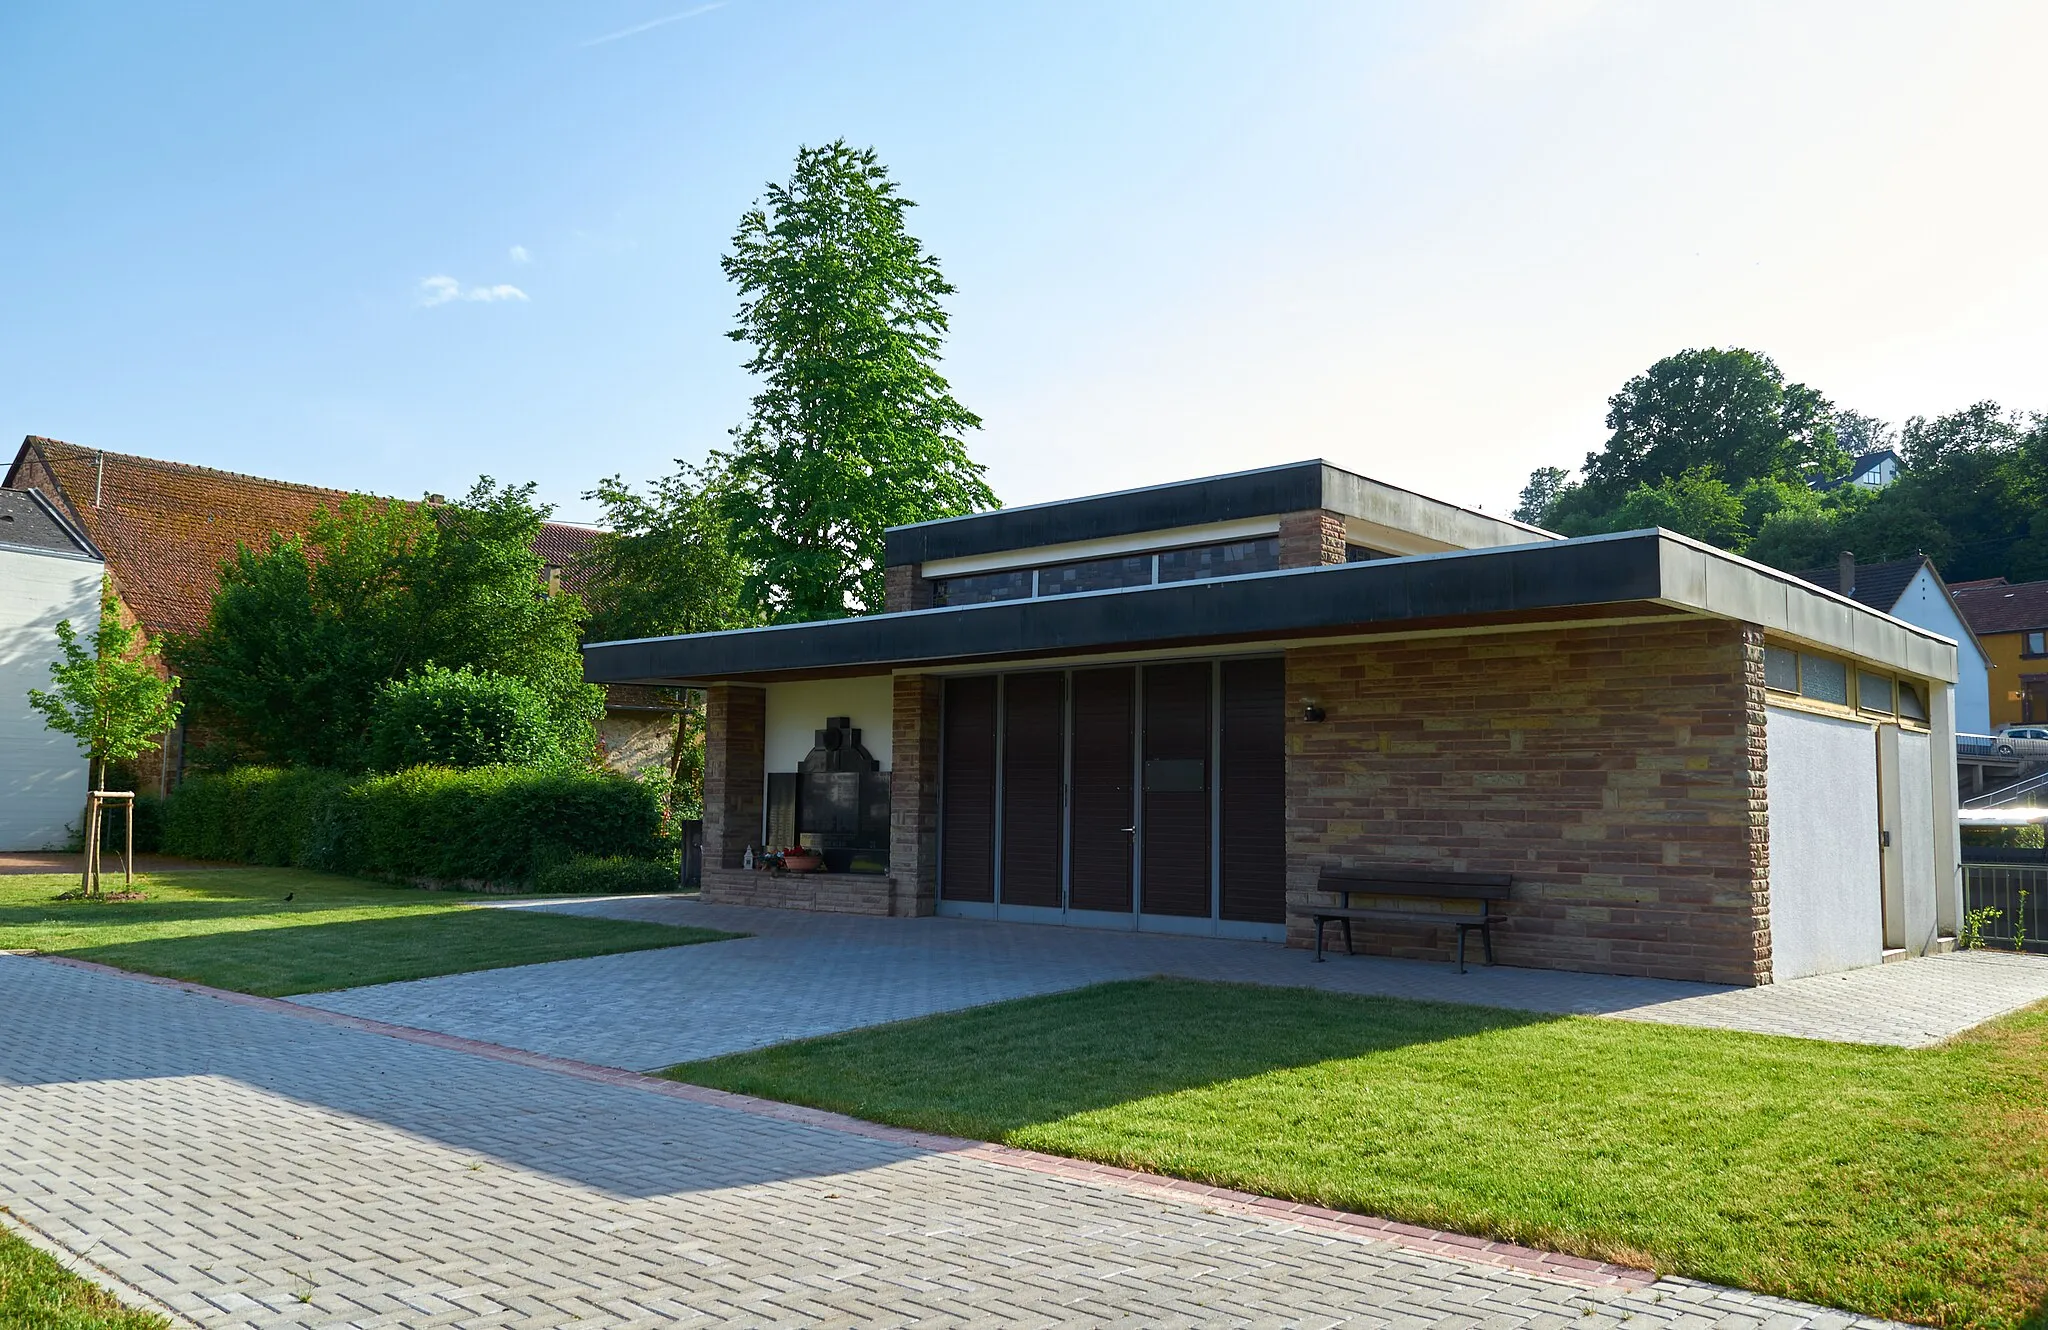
27, 577, 182, 895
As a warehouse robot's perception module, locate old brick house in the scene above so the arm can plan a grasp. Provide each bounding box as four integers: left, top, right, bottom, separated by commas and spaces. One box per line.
4, 435, 680, 787
584, 460, 1964, 985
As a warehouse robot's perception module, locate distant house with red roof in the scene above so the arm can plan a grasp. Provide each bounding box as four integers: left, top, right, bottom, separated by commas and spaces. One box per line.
1953, 576, 2048, 729
4, 435, 679, 789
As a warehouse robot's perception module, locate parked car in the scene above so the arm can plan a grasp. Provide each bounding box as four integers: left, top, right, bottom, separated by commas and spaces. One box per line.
1992, 725, 2048, 756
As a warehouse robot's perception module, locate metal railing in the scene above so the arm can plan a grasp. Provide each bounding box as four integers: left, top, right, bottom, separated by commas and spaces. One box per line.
1961, 861, 2048, 953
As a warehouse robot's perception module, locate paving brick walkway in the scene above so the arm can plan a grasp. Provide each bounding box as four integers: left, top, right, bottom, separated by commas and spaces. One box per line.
1, 954, 1903, 1329
294, 897, 2048, 1070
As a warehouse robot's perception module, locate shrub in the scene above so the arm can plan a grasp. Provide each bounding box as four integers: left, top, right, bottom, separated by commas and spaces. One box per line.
1961, 823, 2046, 850
366, 666, 565, 772
161, 764, 666, 887
533, 854, 680, 895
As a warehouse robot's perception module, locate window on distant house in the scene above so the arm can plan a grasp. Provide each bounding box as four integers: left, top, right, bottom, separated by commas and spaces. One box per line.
932, 569, 1033, 607
1799, 653, 1850, 706
2026, 631, 2047, 657
1764, 646, 1798, 692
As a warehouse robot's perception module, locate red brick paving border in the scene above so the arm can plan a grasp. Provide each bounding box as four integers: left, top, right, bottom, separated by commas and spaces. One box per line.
30, 953, 1657, 1293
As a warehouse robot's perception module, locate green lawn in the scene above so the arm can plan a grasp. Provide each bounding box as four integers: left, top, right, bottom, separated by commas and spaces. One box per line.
669, 978, 2048, 1330
0, 868, 738, 996
0, 1222, 166, 1330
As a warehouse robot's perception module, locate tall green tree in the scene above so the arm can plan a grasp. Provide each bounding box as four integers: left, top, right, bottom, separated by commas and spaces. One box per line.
171, 480, 600, 768
715, 140, 997, 621
579, 463, 755, 643
28, 576, 183, 796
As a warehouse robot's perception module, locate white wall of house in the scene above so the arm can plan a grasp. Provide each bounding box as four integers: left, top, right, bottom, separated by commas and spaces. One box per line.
0, 546, 102, 849
763, 675, 894, 773
1888, 566, 1989, 733
1766, 705, 1884, 981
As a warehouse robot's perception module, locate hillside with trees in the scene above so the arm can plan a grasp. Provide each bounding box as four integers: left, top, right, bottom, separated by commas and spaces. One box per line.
1515, 348, 2047, 583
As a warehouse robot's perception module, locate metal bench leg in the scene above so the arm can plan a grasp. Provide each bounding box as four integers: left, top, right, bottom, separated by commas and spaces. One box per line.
1481, 920, 1496, 966
1340, 917, 1355, 957
1456, 925, 1467, 974
1314, 917, 1326, 962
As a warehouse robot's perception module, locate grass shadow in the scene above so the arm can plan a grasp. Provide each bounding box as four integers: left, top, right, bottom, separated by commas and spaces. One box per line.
61, 910, 739, 996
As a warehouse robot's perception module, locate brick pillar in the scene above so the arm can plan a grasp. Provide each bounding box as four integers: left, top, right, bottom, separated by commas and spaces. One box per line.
703, 683, 766, 871
1739, 625, 1774, 984
1277, 508, 1347, 568
884, 563, 934, 614
889, 673, 942, 916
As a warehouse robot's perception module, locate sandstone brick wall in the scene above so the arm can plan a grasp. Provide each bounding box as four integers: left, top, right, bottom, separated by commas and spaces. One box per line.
702, 683, 765, 872
1278, 509, 1347, 568
888, 673, 942, 917
701, 866, 899, 913
884, 563, 934, 614
1286, 619, 1771, 985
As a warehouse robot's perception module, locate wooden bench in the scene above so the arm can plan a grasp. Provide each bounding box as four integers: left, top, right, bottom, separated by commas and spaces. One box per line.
1299, 867, 1512, 972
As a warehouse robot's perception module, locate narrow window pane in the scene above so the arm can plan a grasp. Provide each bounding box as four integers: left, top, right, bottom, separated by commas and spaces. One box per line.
1036, 554, 1154, 596
1763, 646, 1798, 692
1157, 537, 1280, 584
1346, 543, 1391, 562
2029, 632, 2046, 655
1799, 653, 1849, 705
1897, 682, 1928, 722
933, 569, 1032, 607
1858, 671, 1894, 714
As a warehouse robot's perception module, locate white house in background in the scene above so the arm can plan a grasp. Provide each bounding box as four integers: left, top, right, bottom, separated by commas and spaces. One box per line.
1793, 552, 1990, 734
0, 487, 103, 850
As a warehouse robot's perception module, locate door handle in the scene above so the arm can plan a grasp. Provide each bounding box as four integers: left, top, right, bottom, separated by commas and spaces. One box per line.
1118, 826, 1135, 834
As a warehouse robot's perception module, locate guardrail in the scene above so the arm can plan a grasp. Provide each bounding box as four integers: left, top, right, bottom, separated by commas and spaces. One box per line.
1961, 861, 2048, 953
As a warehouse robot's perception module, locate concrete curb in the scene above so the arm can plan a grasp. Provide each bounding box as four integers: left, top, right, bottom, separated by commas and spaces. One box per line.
31, 952, 1658, 1293
0, 1203, 205, 1328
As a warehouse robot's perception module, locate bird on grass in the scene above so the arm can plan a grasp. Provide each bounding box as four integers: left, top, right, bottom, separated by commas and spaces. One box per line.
282, 892, 294, 902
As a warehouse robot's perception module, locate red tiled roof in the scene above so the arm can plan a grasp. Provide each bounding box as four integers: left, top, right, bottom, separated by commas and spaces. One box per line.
1953, 579, 2048, 636
4, 435, 605, 639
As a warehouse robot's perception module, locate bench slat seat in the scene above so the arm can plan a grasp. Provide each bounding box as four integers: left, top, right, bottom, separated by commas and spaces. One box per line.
1295, 867, 1512, 971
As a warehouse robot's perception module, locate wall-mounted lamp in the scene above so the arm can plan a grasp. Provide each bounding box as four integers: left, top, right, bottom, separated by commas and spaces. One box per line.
1300, 699, 1326, 723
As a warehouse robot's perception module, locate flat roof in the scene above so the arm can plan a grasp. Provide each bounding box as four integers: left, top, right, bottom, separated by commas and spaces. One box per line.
584, 529, 1960, 686
882, 459, 1553, 566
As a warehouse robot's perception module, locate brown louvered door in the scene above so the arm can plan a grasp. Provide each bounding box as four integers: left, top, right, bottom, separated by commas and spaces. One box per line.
1141, 663, 1212, 917
1219, 658, 1286, 923
940, 676, 997, 903
1068, 667, 1135, 914
1001, 673, 1066, 908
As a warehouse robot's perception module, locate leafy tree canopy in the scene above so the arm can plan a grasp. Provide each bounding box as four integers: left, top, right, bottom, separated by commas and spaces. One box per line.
714, 140, 997, 622
579, 463, 756, 643
28, 575, 183, 788
170, 480, 601, 769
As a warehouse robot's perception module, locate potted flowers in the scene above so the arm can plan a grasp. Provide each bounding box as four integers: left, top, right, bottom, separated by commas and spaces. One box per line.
779, 846, 824, 873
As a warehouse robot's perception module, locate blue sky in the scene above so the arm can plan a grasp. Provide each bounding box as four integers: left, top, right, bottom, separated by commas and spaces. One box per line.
3, 2, 2044, 523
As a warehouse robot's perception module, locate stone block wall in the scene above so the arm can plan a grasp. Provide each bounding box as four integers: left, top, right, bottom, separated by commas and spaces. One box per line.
884, 563, 934, 614
889, 673, 942, 917
1278, 509, 1348, 568
1285, 619, 1771, 985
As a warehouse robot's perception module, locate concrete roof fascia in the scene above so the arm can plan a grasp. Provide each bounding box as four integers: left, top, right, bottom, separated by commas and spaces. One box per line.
881, 459, 1558, 566
1652, 531, 1958, 682
587, 528, 1957, 686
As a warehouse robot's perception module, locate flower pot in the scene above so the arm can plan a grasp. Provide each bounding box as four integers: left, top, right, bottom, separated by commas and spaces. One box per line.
781, 852, 824, 873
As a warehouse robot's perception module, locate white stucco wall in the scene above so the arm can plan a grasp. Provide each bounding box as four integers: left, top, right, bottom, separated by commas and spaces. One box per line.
1889, 567, 1989, 733
763, 675, 895, 773
0, 547, 102, 849
1894, 727, 1937, 954
1766, 705, 1884, 981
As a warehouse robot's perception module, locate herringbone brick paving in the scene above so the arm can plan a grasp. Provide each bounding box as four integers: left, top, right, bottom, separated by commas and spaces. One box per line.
2, 954, 1903, 1329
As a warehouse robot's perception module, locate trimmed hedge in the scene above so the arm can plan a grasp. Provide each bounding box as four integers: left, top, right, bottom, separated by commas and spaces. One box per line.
161, 765, 668, 888
367, 665, 566, 772
533, 854, 681, 895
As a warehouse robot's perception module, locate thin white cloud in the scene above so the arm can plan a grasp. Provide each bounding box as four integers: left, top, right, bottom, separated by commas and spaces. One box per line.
509, 244, 532, 264
417, 275, 530, 307
578, 3, 724, 48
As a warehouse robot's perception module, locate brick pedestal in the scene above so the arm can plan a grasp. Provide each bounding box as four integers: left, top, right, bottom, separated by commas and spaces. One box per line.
1278, 508, 1348, 568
